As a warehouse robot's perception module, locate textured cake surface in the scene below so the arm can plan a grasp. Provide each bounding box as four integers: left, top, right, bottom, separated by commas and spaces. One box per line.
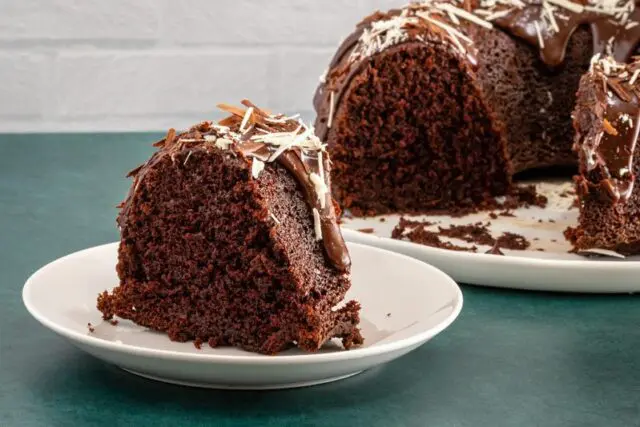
315, 0, 640, 216
98, 101, 363, 354
568, 55, 640, 254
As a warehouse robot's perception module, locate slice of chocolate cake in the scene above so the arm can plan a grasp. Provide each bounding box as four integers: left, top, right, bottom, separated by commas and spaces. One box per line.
314, 0, 640, 216
97, 101, 363, 354
569, 55, 640, 255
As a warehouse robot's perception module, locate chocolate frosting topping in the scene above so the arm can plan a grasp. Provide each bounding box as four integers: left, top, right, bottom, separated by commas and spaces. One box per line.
121, 101, 351, 272
490, 0, 640, 67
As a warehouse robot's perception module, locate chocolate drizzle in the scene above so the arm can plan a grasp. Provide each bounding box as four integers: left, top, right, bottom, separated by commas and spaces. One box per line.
275, 150, 350, 270
121, 101, 351, 272
491, 1, 640, 67
575, 55, 640, 202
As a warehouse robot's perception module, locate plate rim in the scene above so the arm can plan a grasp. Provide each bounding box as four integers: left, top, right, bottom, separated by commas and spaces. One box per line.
23, 241, 463, 365
342, 229, 640, 270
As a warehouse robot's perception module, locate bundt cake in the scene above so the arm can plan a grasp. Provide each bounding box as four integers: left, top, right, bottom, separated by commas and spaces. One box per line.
97, 101, 363, 354
568, 54, 640, 254
314, 0, 640, 216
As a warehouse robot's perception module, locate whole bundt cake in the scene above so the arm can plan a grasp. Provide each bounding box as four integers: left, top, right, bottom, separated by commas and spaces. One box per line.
98, 101, 363, 354
314, 0, 640, 216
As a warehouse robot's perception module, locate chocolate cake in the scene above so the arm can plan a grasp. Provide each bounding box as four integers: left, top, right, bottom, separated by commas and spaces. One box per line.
568, 54, 640, 254
97, 101, 363, 354
314, 0, 640, 216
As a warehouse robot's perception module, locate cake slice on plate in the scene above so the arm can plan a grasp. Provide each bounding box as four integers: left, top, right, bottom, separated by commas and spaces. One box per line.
97, 101, 363, 354
569, 55, 640, 256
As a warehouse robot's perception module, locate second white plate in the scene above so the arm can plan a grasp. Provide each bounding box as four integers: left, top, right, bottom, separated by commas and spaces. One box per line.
23, 242, 462, 389
342, 181, 640, 293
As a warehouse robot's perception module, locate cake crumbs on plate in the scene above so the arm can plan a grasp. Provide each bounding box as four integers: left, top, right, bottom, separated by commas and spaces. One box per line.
358, 228, 375, 234
437, 222, 494, 246
87, 322, 95, 333
391, 218, 531, 253
391, 218, 478, 252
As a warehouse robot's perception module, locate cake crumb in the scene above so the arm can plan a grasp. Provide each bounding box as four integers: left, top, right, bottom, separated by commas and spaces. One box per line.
496, 232, 530, 250
380, 218, 386, 222
498, 232, 529, 249
194, 338, 203, 350
489, 212, 498, 219
87, 323, 95, 333
109, 319, 119, 326
386, 313, 391, 317
358, 228, 375, 234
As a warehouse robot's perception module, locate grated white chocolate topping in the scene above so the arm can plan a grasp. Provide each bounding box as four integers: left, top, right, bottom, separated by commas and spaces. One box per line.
205, 102, 331, 242
341, 0, 638, 69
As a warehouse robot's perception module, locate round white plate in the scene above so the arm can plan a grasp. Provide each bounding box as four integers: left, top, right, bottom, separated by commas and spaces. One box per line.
23, 242, 462, 390
342, 181, 640, 293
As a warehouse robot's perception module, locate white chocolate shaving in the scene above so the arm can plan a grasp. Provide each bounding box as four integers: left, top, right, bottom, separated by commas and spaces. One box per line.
309, 172, 329, 209
312, 208, 322, 241
251, 158, 265, 179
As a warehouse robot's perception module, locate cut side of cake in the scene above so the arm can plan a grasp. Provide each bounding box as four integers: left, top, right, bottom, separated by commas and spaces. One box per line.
568, 55, 640, 255
314, 0, 640, 216
97, 101, 363, 354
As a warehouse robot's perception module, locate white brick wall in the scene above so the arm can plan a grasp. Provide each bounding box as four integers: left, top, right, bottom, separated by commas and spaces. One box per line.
0, 0, 407, 132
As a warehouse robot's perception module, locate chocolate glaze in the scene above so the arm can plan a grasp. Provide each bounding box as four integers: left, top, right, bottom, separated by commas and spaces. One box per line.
121, 108, 351, 273
276, 150, 351, 271
493, 1, 640, 67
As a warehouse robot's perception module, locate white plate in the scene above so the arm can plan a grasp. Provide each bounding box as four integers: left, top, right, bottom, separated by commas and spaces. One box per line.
342, 181, 640, 293
22, 242, 462, 390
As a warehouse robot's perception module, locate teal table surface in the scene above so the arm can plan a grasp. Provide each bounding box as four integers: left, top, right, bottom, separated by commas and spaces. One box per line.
1, 133, 639, 427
